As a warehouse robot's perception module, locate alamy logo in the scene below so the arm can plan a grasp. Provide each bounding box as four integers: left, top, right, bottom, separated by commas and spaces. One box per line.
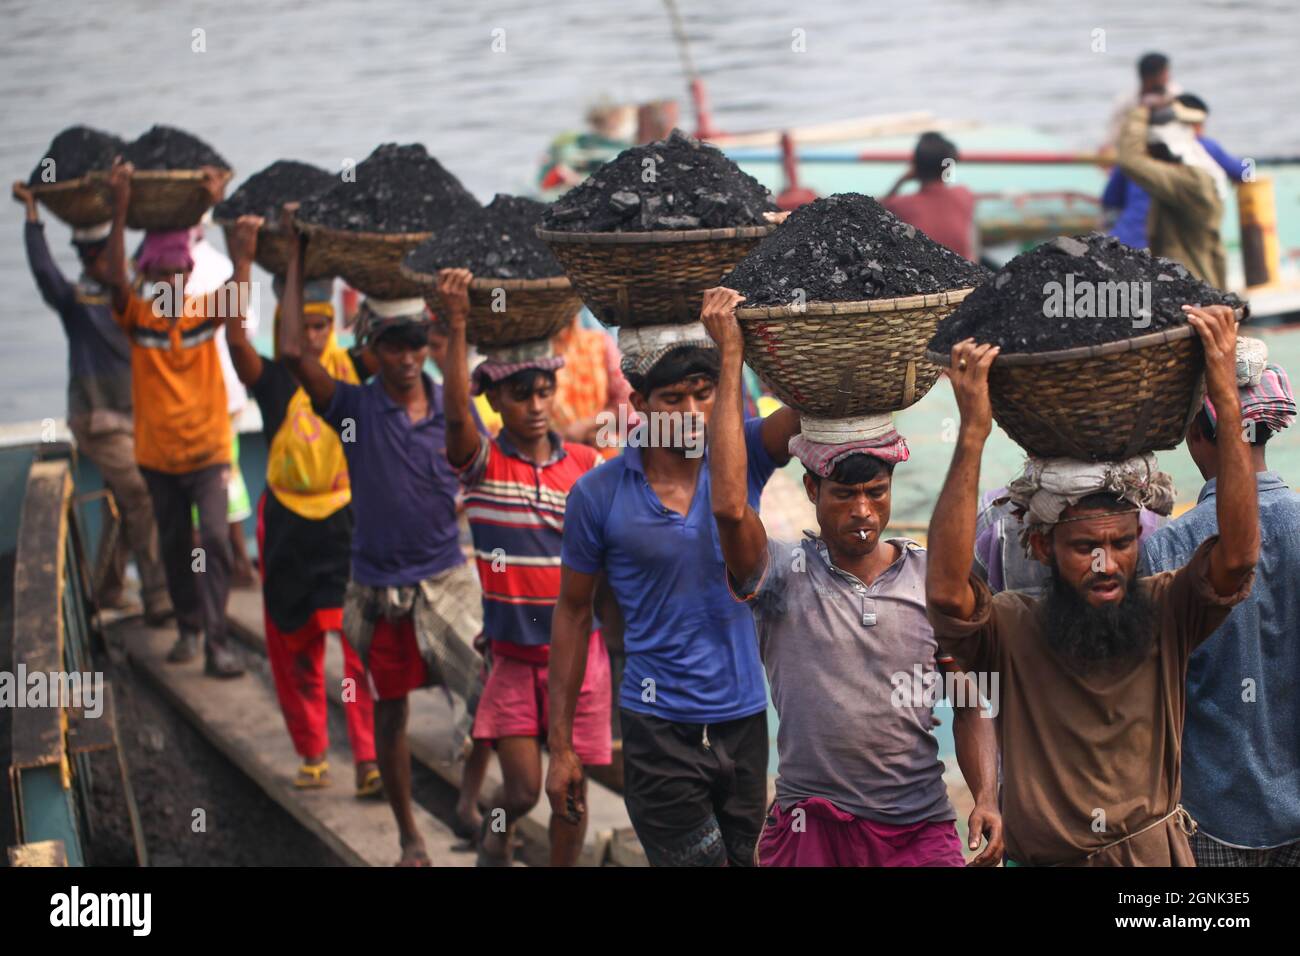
1042, 274, 1152, 327
49, 886, 151, 936
0, 666, 103, 718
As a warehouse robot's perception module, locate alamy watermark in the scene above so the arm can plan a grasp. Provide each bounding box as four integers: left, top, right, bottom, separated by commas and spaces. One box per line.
889, 665, 999, 718
1042, 274, 1152, 328
0, 666, 104, 718
595, 405, 705, 458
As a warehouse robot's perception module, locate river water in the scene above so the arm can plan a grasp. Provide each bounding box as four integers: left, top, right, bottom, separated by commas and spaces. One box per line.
3, 0, 1299, 423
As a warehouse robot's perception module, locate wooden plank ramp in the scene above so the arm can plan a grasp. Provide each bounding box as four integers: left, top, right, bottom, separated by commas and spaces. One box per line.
226, 588, 642, 867
118, 619, 474, 867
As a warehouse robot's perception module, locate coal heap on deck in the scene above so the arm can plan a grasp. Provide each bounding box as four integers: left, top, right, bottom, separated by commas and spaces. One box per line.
122, 125, 230, 171
297, 143, 481, 234
725, 193, 989, 306
541, 129, 775, 232
215, 160, 337, 221
28, 125, 125, 185
929, 233, 1242, 354
406, 194, 563, 280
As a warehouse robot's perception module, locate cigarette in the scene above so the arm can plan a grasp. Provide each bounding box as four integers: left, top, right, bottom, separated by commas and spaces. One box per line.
857, 530, 868, 541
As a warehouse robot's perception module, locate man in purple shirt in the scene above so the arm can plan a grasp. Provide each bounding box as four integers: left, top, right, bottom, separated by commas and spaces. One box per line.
275, 207, 482, 866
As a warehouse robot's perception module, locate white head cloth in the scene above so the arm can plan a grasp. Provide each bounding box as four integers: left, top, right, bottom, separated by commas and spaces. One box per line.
1005, 453, 1176, 544
364, 297, 426, 319
798, 413, 895, 445
1148, 120, 1229, 203
71, 221, 112, 242
618, 321, 716, 379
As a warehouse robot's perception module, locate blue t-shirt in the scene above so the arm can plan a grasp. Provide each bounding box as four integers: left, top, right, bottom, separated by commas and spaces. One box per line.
322, 373, 472, 587
561, 416, 775, 723
1140, 472, 1300, 848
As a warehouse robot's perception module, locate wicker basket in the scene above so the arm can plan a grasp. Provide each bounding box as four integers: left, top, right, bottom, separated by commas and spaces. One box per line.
399, 262, 582, 347
735, 289, 974, 416
925, 323, 1225, 460
297, 221, 432, 299
213, 218, 331, 279
125, 169, 233, 232
536, 224, 774, 327
30, 176, 113, 227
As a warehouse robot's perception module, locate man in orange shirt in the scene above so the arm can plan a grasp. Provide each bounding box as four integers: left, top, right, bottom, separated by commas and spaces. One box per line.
104, 160, 244, 677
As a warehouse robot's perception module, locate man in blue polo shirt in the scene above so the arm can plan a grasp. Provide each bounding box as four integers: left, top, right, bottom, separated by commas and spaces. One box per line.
1140, 344, 1300, 866
276, 212, 482, 866
546, 318, 800, 866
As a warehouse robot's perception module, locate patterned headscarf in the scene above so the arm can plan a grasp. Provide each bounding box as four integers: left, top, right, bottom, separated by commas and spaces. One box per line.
1202, 337, 1296, 436
788, 414, 910, 477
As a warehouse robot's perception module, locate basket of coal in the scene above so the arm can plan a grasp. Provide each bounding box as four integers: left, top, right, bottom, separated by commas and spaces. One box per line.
401, 194, 581, 347
537, 129, 776, 327
120, 125, 233, 231
26, 126, 123, 227
728, 194, 988, 416
295, 143, 482, 299
926, 233, 1246, 461
214, 160, 337, 277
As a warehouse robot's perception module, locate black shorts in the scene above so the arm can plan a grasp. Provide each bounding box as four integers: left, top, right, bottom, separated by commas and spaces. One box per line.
620, 708, 769, 867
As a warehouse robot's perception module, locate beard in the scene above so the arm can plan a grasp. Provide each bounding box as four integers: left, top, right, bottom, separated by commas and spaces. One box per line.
1042, 563, 1156, 673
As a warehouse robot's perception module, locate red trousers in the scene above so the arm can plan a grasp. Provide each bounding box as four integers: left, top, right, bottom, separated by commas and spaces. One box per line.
257, 496, 375, 764
264, 609, 376, 763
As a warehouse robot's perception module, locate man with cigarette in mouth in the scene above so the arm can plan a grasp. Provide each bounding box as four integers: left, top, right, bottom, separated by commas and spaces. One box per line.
701, 286, 1002, 867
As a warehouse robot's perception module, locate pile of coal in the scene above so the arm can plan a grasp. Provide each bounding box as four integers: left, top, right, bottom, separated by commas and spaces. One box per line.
405, 194, 563, 280
215, 160, 337, 221
929, 233, 1242, 354
28, 125, 125, 184
122, 125, 230, 170
297, 143, 481, 234
726, 193, 989, 305
541, 129, 775, 232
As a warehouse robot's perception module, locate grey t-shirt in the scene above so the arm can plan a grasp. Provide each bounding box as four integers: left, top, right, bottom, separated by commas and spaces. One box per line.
734, 534, 954, 825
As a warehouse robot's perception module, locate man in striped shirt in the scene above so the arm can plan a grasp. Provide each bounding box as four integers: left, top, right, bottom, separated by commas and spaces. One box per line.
438, 268, 610, 867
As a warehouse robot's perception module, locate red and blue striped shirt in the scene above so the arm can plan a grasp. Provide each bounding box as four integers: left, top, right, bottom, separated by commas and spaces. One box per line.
458, 431, 598, 655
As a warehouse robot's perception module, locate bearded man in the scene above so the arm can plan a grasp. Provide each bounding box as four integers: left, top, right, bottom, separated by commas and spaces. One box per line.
925, 304, 1258, 866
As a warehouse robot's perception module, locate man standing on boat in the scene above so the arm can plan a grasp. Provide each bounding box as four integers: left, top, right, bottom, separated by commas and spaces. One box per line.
880, 132, 977, 262
925, 308, 1258, 865
546, 312, 801, 867
103, 160, 244, 678
701, 287, 1002, 866
13, 180, 171, 624
277, 212, 483, 866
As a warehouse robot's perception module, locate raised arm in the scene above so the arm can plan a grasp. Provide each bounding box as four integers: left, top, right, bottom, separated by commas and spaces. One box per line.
545, 565, 598, 824
435, 268, 481, 468
105, 159, 134, 316
15, 181, 74, 310
223, 215, 264, 387
275, 203, 336, 413
1116, 106, 1211, 213
700, 287, 770, 588
925, 339, 1000, 620
1185, 304, 1259, 594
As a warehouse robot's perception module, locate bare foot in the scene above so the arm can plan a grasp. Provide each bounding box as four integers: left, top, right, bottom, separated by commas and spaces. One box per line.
454, 800, 482, 843
396, 837, 429, 867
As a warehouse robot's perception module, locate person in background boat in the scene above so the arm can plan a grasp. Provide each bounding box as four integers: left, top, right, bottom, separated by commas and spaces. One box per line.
546, 317, 802, 867
538, 100, 636, 201
13, 181, 171, 624
1101, 94, 1245, 252
1140, 341, 1300, 866
880, 132, 977, 261
1103, 51, 1182, 152
437, 267, 610, 866
103, 159, 245, 678
221, 215, 382, 799
926, 306, 1258, 866
701, 287, 1002, 867
550, 313, 632, 459
185, 217, 260, 588
1117, 96, 1229, 287
277, 211, 485, 866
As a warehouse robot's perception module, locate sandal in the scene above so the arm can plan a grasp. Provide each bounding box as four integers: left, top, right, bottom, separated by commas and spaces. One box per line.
355, 765, 384, 800
294, 760, 331, 789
